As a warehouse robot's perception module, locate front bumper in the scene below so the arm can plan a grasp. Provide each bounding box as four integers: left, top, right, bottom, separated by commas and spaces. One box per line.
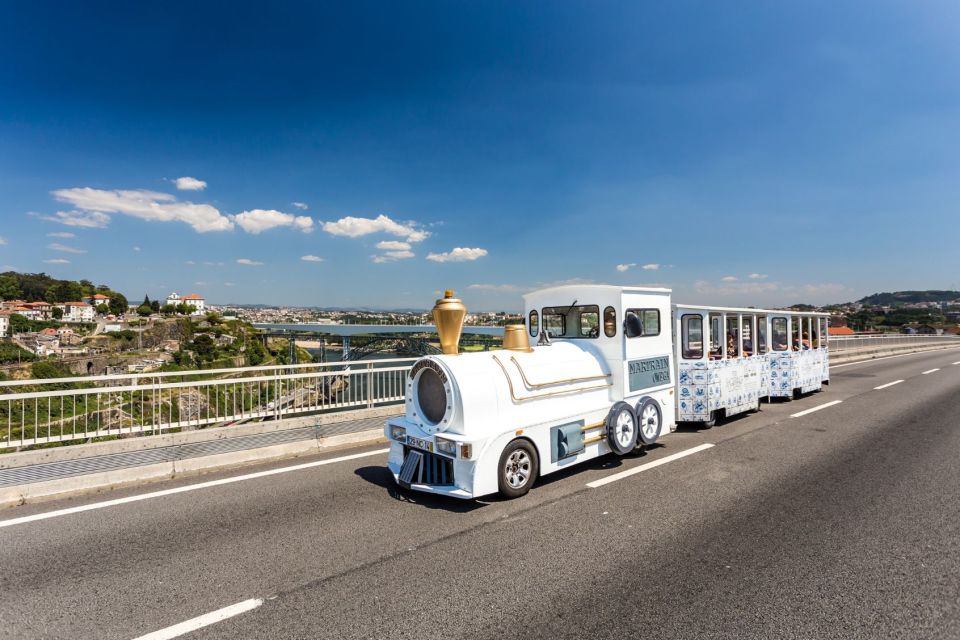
385, 419, 478, 499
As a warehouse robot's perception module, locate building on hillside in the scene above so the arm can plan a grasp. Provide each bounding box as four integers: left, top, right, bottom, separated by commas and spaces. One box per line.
59, 301, 95, 323
0, 313, 8, 337
83, 293, 112, 309
23, 301, 53, 320
828, 326, 855, 336
166, 292, 206, 316
0, 300, 27, 311
12, 306, 44, 321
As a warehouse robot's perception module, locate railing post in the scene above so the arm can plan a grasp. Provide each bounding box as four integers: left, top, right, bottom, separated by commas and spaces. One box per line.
366, 362, 374, 408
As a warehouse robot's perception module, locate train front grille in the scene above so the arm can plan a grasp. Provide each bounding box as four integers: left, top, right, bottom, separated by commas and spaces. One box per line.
399, 447, 454, 486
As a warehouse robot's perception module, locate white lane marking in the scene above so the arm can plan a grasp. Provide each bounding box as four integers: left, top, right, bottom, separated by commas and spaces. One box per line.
831, 348, 960, 369
586, 444, 714, 489
922, 368, 940, 375
132, 598, 263, 640
953, 361, 960, 365
874, 380, 904, 390
0, 448, 389, 529
790, 400, 843, 418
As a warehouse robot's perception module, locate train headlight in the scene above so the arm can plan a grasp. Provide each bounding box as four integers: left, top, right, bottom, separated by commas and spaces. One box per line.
390, 425, 407, 442
435, 437, 457, 456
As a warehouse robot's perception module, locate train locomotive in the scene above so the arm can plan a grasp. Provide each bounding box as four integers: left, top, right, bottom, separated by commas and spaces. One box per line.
385, 285, 829, 499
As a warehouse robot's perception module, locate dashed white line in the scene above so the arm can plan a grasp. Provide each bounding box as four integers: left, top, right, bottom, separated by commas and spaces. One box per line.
132, 598, 263, 640
831, 348, 960, 369
0, 448, 389, 529
922, 368, 940, 375
874, 380, 904, 390
953, 361, 960, 365
586, 444, 714, 489
790, 400, 843, 418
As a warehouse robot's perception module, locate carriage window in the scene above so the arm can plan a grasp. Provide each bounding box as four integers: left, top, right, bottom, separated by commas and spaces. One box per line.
528, 310, 539, 337
792, 316, 802, 351
741, 315, 753, 356
772, 317, 788, 351
603, 306, 617, 338
709, 313, 723, 359
541, 305, 600, 339
757, 316, 768, 354
681, 315, 703, 359
625, 308, 660, 338
725, 314, 739, 358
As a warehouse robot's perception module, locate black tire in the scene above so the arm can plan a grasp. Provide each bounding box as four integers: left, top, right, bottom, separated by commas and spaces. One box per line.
703, 410, 717, 428
497, 439, 538, 499
635, 397, 662, 445
606, 402, 639, 455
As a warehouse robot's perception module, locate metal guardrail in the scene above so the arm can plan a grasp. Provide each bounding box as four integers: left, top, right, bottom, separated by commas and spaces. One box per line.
0, 358, 417, 449
827, 334, 959, 353
2, 335, 957, 450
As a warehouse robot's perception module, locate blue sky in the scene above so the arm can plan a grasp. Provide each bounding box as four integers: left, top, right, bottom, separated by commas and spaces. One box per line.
1, 1, 958, 310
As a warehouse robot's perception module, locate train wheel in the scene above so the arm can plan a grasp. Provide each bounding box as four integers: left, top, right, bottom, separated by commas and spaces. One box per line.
498, 439, 538, 498
636, 398, 662, 445
703, 411, 717, 428
606, 402, 638, 455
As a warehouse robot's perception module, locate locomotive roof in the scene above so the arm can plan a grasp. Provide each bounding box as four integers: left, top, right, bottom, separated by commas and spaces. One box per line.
524, 284, 672, 298
673, 303, 829, 316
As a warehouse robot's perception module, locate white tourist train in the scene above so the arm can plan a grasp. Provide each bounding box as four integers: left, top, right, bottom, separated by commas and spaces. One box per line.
385, 285, 830, 499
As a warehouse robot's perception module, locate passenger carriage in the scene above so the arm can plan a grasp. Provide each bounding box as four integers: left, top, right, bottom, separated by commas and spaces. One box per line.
384, 285, 831, 500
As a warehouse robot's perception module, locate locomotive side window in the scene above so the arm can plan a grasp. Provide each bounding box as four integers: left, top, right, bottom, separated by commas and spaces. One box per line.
603, 306, 617, 338
528, 310, 539, 337
681, 314, 703, 359
541, 305, 600, 339
625, 308, 660, 338
771, 317, 788, 351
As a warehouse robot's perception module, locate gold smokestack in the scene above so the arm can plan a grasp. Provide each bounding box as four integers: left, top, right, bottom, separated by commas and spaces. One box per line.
432, 289, 466, 355
502, 324, 533, 352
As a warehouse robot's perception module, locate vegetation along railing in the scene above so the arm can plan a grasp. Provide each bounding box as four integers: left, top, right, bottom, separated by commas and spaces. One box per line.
0, 358, 417, 449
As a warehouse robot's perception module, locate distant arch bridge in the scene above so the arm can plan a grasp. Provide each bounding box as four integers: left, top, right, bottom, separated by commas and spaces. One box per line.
258, 330, 501, 364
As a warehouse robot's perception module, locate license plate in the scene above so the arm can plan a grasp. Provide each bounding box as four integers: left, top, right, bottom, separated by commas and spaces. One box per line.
407, 435, 433, 452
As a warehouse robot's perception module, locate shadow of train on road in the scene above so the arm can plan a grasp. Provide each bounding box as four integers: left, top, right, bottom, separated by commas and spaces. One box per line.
354, 465, 485, 513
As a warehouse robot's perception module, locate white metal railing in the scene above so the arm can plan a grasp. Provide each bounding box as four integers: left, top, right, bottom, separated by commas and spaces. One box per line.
827, 334, 959, 353
0, 358, 417, 449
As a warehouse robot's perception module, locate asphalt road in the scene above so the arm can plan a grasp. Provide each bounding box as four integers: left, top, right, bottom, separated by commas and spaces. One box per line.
1, 348, 959, 640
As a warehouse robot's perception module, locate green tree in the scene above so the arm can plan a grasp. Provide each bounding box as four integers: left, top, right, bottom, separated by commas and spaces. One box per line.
9, 313, 30, 334
176, 303, 192, 315
96, 303, 110, 315
137, 303, 153, 317
46, 280, 83, 303
190, 334, 217, 362
51, 306, 64, 320
0, 274, 21, 300
108, 292, 128, 317
31, 360, 71, 379
151, 299, 160, 313
160, 304, 176, 315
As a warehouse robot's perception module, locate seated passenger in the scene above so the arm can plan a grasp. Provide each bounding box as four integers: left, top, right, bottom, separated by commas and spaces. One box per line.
726, 333, 738, 358
801, 332, 811, 350
709, 341, 722, 360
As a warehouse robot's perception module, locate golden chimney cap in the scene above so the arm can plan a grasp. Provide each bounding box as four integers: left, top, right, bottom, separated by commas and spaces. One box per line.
432, 289, 466, 355
502, 324, 534, 353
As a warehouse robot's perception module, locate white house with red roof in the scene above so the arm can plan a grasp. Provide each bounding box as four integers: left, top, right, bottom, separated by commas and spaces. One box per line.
58, 301, 95, 323
166, 292, 206, 316
0, 312, 9, 338
83, 293, 112, 309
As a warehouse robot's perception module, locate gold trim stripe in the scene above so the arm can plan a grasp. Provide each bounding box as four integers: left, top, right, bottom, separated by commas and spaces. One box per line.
508, 355, 611, 389
492, 356, 611, 403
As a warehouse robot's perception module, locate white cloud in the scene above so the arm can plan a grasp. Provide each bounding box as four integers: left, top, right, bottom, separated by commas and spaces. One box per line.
468, 283, 522, 292
0, 236, 5, 245
236, 258, 263, 266
174, 176, 207, 191
426, 247, 488, 263
642, 263, 660, 271
748, 273, 768, 280
40, 210, 111, 229
233, 209, 313, 234
224, 282, 235, 287
133, 246, 141, 252
43, 258, 70, 264
694, 279, 779, 296
52, 187, 233, 233
721, 275, 738, 282
372, 250, 416, 263
185, 260, 196, 265
194, 281, 209, 286
616, 263, 636, 273
291, 202, 308, 210
47, 242, 86, 254
203, 261, 224, 267
301, 255, 324, 262
376, 240, 411, 251
323, 214, 429, 242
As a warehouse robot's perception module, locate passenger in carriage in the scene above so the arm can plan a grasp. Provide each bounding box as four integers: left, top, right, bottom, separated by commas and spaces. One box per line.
726, 332, 738, 358
801, 332, 811, 350
742, 337, 753, 356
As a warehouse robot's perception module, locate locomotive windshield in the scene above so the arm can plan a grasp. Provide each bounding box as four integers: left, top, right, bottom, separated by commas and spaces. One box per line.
541, 304, 600, 338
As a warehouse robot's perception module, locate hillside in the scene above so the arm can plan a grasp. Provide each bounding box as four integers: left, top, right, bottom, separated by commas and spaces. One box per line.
0, 270, 128, 314
857, 290, 960, 305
